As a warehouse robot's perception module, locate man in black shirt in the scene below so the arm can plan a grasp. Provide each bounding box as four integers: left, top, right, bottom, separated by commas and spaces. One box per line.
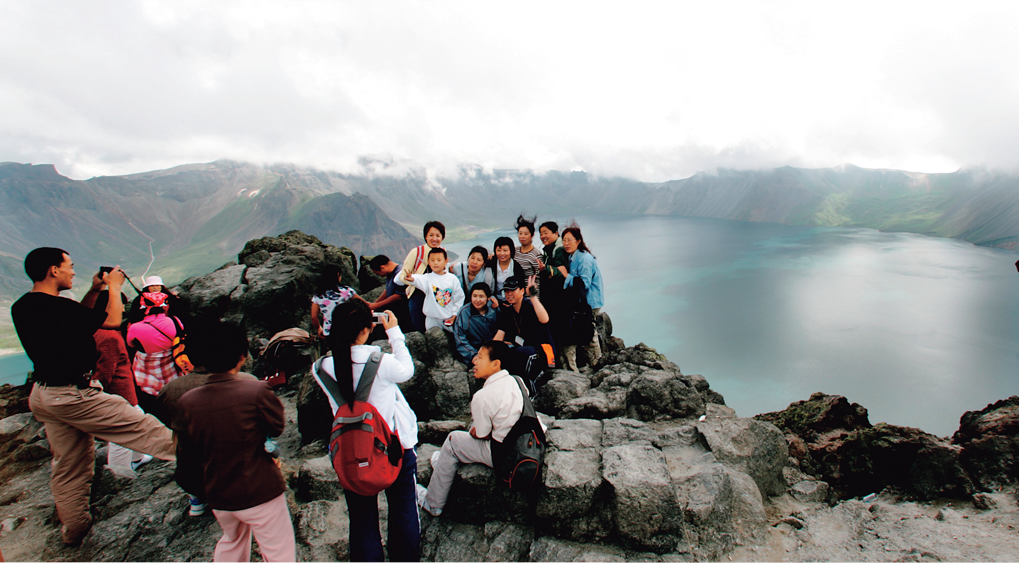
492, 276, 554, 392
12, 247, 175, 546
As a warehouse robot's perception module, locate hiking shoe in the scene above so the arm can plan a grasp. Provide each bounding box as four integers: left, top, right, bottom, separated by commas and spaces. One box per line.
430, 450, 441, 469
131, 454, 153, 471
415, 484, 442, 517
188, 495, 208, 516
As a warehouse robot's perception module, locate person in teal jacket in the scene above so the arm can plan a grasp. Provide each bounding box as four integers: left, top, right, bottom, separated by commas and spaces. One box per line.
451, 282, 499, 365
557, 225, 605, 370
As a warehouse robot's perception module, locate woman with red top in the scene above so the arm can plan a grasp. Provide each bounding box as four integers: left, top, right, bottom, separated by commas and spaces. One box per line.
126, 292, 183, 414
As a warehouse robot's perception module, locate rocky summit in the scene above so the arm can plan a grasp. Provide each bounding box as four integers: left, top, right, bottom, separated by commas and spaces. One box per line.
0, 231, 1017, 562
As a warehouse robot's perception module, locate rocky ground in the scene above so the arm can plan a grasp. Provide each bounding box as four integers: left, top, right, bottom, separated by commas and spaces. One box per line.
1, 233, 1017, 561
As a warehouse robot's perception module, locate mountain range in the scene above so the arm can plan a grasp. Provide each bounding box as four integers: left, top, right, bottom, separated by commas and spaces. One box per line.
3, 159, 1019, 308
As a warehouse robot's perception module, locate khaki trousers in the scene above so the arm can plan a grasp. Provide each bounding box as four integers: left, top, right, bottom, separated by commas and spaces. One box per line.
426, 430, 493, 511
29, 382, 176, 544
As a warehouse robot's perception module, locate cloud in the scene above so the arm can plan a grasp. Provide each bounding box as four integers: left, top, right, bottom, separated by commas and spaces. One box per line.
2, 0, 1018, 181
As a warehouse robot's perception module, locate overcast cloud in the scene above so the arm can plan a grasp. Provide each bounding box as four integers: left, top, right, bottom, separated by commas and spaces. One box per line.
2, 0, 1018, 181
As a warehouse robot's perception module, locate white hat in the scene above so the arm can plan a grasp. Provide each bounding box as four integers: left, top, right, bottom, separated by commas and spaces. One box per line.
143, 276, 164, 289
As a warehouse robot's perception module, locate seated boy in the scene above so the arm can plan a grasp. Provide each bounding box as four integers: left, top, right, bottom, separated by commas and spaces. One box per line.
416, 340, 542, 516
400, 248, 465, 332
174, 322, 295, 561
451, 282, 499, 365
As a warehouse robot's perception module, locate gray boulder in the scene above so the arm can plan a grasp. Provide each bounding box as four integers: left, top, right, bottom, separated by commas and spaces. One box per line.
626, 370, 706, 421
295, 455, 343, 502
696, 416, 788, 498
547, 419, 603, 451
295, 499, 349, 561
602, 444, 678, 549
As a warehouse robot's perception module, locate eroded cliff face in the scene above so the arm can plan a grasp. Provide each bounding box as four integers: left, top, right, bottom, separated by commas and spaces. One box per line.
0, 232, 1017, 562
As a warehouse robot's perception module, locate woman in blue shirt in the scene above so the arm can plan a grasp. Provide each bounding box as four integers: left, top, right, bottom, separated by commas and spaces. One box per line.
557, 225, 605, 371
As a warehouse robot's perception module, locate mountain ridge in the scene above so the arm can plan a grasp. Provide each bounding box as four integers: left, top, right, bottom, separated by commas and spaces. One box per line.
3, 158, 1019, 307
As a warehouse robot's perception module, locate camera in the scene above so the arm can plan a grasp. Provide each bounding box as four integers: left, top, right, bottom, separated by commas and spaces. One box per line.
372, 312, 387, 323
99, 266, 114, 274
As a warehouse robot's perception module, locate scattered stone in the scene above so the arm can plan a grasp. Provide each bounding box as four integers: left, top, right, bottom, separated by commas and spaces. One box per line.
790, 479, 831, 504
972, 492, 997, 510
296, 456, 342, 502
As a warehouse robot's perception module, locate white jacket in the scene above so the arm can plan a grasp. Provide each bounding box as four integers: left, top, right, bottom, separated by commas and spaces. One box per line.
405, 271, 465, 322
311, 326, 418, 449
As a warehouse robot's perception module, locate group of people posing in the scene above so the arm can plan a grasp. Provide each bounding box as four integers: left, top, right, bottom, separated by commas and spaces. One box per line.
312, 215, 605, 385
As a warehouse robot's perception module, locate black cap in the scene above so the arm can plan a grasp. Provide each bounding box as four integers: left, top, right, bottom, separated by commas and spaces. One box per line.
503, 276, 524, 291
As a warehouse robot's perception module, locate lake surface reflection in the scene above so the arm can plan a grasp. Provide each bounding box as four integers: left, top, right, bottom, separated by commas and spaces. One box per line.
447, 214, 1019, 436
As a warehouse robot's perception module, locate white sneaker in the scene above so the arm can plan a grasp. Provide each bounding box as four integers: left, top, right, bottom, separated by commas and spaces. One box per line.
430, 450, 441, 469
415, 484, 442, 516
131, 454, 153, 471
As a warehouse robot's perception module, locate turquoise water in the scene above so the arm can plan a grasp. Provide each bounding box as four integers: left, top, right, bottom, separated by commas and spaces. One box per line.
446, 214, 1019, 437
0, 353, 32, 387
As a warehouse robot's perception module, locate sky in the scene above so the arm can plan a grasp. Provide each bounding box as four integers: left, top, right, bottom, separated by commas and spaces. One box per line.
2, 0, 1018, 182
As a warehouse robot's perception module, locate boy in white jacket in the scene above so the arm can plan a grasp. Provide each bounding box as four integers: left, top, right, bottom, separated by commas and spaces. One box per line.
401, 248, 465, 332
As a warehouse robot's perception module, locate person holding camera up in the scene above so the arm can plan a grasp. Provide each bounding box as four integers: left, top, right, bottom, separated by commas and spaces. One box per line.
11, 248, 175, 547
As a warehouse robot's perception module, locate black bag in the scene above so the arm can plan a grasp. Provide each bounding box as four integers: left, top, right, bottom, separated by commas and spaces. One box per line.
491, 376, 546, 491
565, 278, 595, 345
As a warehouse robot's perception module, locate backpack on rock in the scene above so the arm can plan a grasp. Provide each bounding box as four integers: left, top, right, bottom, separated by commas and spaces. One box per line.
491, 375, 546, 492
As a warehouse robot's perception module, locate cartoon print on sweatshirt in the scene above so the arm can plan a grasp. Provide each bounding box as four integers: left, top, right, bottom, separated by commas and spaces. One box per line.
433, 285, 454, 307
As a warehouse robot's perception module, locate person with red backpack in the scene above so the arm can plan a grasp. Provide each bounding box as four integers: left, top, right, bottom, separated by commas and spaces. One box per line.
310, 300, 420, 562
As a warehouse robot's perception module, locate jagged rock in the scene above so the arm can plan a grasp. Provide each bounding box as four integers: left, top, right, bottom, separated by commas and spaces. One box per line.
358, 255, 387, 295
952, 396, 1019, 491
790, 480, 831, 503
534, 370, 591, 415
758, 394, 974, 500
626, 370, 706, 421
654, 424, 700, 448
0, 413, 34, 444
528, 536, 632, 561
602, 444, 677, 548
421, 519, 535, 562
296, 499, 350, 561
536, 450, 603, 521
442, 463, 537, 525
971, 492, 997, 510
417, 443, 441, 486
296, 455, 343, 502
602, 418, 656, 447
0, 384, 32, 421
432, 369, 472, 419
547, 419, 603, 451
601, 342, 678, 372
176, 264, 246, 323
417, 420, 468, 446
756, 392, 872, 440
560, 388, 627, 420
696, 417, 788, 498
296, 368, 333, 445
667, 444, 766, 558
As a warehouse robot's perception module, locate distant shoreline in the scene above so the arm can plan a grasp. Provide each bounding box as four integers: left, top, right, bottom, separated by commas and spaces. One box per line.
0, 348, 24, 357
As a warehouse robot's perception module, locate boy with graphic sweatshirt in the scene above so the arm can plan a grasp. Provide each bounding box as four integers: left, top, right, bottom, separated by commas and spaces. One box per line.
400, 248, 465, 332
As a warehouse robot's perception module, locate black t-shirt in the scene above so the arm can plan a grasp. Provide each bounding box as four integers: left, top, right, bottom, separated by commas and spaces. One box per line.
496, 298, 549, 348
12, 292, 108, 385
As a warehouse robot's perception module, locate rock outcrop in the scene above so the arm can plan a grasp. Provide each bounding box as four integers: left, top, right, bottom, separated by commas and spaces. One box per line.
952, 396, 1019, 491
757, 392, 974, 500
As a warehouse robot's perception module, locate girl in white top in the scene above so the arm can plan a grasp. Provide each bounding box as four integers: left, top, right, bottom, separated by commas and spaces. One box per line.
310, 300, 420, 561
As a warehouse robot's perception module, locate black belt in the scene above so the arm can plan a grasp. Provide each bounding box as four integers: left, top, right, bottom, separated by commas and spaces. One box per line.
35, 372, 94, 388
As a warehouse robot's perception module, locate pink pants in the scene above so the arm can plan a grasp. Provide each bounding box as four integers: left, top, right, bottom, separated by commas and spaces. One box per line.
212, 493, 296, 562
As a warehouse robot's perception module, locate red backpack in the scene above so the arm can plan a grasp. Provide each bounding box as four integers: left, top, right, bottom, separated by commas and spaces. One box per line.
314, 351, 403, 496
